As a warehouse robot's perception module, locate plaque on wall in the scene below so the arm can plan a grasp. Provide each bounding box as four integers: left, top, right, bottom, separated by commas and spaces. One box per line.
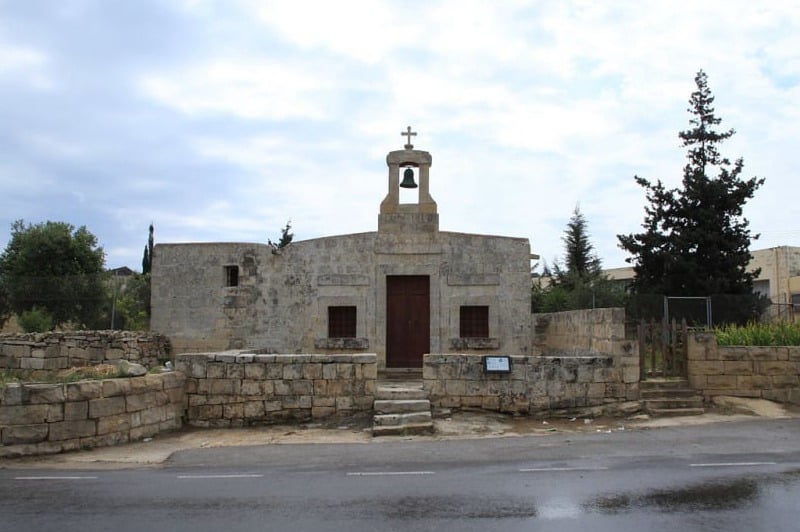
483, 355, 511, 374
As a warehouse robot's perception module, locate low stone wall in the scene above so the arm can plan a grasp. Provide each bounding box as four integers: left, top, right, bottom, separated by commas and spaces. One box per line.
0, 372, 185, 458
0, 331, 170, 371
533, 308, 629, 356
175, 352, 377, 427
423, 354, 639, 415
688, 332, 800, 404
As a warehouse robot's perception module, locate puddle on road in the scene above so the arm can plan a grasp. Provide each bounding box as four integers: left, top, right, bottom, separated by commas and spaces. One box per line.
376, 495, 538, 520
586, 469, 800, 515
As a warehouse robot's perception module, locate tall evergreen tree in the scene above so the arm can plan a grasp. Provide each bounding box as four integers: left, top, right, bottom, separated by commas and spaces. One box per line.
142, 223, 154, 274
618, 70, 764, 297
559, 205, 601, 288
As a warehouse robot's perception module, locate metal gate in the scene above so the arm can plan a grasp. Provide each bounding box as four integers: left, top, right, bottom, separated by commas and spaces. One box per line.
637, 318, 689, 379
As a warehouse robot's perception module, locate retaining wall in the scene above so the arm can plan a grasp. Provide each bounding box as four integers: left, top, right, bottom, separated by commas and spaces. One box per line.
175, 352, 377, 427
688, 332, 800, 404
0, 331, 170, 371
0, 372, 185, 458
533, 308, 629, 356
423, 353, 640, 415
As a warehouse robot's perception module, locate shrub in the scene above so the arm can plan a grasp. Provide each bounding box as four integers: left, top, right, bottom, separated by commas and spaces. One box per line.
18, 306, 55, 332
715, 321, 800, 346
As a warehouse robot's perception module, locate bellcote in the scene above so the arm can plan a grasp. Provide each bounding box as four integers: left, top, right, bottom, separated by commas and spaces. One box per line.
378, 127, 439, 235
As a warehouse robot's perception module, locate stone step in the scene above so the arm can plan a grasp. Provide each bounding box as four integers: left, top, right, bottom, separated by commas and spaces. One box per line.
374, 399, 431, 414
645, 397, 704, 410
379, 369, 423, 380
373, 411, 432, 427
647, 407, 706, 417
371, 422, 434, 437
640, 388, 698, 399
375, 385, 428, 401
640, 379, 691, 391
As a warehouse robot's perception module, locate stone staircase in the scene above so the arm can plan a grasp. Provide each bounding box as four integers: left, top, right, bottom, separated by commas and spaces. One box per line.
641, 378, 705, 417
372, 379, 434, 437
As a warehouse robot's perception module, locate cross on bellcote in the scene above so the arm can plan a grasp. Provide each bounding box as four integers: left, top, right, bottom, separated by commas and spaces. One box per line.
401, 126, 417, 149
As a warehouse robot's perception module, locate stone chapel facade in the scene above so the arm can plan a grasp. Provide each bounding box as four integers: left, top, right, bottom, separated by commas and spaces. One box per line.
151, 131, 533, 369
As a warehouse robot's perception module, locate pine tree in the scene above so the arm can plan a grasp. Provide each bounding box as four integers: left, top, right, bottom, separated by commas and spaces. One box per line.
559, 205, 601, 289
618, 70, 764, 296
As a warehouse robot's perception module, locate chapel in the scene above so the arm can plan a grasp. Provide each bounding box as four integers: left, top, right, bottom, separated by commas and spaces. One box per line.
151, 129, 534, 369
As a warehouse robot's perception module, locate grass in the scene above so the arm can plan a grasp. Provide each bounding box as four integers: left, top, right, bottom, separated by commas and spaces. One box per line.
0, 365, 125, 388
715, 321, 800, 346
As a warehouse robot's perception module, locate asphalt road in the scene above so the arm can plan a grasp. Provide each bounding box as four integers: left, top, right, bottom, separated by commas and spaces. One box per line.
2, 418, 799, 532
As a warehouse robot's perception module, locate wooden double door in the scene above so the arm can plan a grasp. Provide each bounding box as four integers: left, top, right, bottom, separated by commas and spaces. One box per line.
386, 275, 430, 368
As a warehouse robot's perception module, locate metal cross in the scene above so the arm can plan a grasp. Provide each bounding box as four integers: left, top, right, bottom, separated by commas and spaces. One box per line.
401, 126, 417, 149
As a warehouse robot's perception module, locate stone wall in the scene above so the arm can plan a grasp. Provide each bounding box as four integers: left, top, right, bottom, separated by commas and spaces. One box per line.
0, 331, 170, 371
423, 353, 640, 416
152, 230, 532, 367
533, 308, 629, 356
0, 372, 185, 458
688, 332, 800, 404
176, 352, 377, 427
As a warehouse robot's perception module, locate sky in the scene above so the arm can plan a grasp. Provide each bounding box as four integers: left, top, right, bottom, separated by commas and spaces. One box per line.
1, 1, 798, 272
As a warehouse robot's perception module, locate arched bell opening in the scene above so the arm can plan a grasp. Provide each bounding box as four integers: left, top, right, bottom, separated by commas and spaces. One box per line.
399, 165, 419, 204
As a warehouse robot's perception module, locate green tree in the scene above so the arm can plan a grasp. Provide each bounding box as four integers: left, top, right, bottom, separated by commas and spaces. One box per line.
111, 273, 151, 330
268, 220, 294, 253
618, 70, 764, 297
553, 205, 602, 290
532, 206, 626, 312
141, 223, 154, 274
0, 220, 106, 328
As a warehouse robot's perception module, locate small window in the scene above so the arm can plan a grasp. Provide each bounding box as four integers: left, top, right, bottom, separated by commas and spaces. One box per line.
224, 265, 239, 287
460, 305, 489, 338
328, 306, 357, 338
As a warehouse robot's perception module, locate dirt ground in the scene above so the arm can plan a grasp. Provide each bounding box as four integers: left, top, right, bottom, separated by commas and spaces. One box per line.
2, 396, 797, 470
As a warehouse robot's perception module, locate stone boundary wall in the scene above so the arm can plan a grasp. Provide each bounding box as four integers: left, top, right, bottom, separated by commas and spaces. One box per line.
688, 332, 800, 404
176, 352, 377, 427
0, 372, 185, 458
423, 354, 640, 416
0, 331, 170, 371
533, 308, 629, 356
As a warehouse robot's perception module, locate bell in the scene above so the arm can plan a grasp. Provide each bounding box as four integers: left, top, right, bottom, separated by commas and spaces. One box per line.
400, 167, 418, 189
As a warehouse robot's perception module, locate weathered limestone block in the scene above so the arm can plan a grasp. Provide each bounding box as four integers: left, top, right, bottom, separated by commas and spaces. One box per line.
245, 363, 266, 379
266, 365, 283, 379
0, 405, 57, 425
723, 360, 755, 375
274, 380, 291, 395
303, 363, 323, 380
97, 413, 132, 435
736, 375, 772, 389
206, 362, 225, 379
130, 424, 160, 440
89, 396, 127, 418
770, 373, 800, 387
243, 401, 266, 418
226, 364, 244, 379
313, 396, 335, 407
223, 403, 244, 419
707, 375, 737, 389
64, 401, 89, 420
312, 406, 336, 419
240, 380, 262, 396
2, 424, 49, 445
335, 396, 353, 411
102, 379, 132, 397
756, 361, 797, 375
291, 380, 313, 395
283, 364, 303, 380
49, 419, 96, 441
282, 396, 312, 409
2, 384, 23, 406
